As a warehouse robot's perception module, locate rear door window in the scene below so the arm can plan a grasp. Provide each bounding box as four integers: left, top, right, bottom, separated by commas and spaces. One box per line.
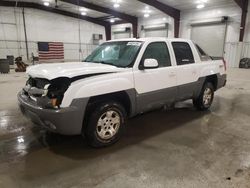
172, 42, 195, 65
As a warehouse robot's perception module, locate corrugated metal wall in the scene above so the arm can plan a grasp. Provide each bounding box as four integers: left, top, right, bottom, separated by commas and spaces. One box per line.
242, 42, 250, 58
224, 42, 240, 68
224, 42, 250, 68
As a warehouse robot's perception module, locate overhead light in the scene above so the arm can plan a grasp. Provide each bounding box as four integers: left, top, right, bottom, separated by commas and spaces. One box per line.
163, 17, 167, 21
143, 5, 152, 17
143, 6, 152, 14
196, 4, 205, 9
43, 1, 50, 6
143, 10, 151, 13
113, 0, 121, 8
113, 3, 120, 8
79, 7, 88, 12
110, 18, 115, 23
81, 12, 87, 16
196, 0, 208, 3
17, 136, 24, 143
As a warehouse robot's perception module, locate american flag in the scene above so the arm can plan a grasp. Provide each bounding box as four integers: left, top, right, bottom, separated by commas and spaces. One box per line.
38, 42, 64, 61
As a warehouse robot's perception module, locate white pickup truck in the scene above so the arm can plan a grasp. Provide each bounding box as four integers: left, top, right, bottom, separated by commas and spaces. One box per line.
18, 38, 227, 147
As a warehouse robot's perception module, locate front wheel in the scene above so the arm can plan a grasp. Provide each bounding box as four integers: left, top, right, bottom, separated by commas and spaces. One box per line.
84, 101, 126, 148
193, 82, 214, 111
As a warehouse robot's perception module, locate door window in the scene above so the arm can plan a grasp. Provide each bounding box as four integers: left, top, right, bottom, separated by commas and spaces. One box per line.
172, 42, 195, 65
141, 42, 171, 67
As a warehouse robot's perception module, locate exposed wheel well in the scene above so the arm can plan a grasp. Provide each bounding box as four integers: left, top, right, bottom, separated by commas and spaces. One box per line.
205, 75, 218, 90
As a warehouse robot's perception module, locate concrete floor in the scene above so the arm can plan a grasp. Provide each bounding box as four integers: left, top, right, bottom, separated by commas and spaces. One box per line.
0, 69, 250, 188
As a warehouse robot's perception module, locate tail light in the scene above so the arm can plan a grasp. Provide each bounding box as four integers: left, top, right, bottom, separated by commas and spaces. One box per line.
222, 58, 227, 71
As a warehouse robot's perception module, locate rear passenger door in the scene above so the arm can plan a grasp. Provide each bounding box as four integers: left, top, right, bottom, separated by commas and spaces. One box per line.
134, 42, 177, 113
172, 42, 199, 100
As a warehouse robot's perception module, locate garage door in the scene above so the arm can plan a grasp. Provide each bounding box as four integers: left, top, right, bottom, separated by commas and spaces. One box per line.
145, 28, 168, 38
143, 24, 168, 38
191, 23, 227, 57
113, 31, 131, 39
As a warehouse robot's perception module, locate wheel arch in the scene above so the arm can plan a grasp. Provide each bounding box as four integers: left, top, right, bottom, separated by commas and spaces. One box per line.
205, 74, 218, 90
82, 89, 136, 131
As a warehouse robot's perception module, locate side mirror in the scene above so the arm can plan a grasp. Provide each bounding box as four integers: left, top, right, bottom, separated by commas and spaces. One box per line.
141, 59, 159, 69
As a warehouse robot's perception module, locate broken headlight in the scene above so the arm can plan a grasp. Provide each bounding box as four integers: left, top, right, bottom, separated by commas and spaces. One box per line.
46, 77, 71, 107
24, 77, 71, 108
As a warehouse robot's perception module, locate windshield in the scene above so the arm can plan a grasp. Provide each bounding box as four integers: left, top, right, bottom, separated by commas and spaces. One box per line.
85, 41, 142, 68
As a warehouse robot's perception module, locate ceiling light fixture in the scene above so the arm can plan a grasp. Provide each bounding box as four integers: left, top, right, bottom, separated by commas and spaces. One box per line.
80, 7, 88, 12
81, 12, 87, 16
110, 18, 115, 23
114, 3, 120, 8
43, 1, 50, 6
143, 6, 151, 18
196, 4, 205, 9
196, 0, 208, 3
143, 9, 152, 13
113, 0, 120, 8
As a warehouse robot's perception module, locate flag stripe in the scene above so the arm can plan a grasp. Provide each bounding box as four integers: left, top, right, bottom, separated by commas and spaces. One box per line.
39, 52, 64, 55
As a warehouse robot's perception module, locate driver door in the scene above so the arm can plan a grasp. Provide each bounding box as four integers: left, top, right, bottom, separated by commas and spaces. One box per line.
133, 42, 177, 113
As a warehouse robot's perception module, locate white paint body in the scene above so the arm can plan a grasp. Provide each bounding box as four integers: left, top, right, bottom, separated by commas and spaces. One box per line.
26, 38, 226, 108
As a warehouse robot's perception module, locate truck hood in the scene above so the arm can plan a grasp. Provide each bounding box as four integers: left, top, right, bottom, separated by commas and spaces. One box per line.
26, 62, 126, 80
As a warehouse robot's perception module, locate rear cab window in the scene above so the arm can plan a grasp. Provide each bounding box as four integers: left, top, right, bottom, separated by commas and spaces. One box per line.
172, 42, 195, 65
195, 44, 212, 61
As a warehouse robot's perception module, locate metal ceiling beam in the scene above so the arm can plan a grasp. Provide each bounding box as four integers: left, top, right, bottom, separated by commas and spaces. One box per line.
234, 0, 243, 7
0, 0, 112, 40
137, 0, 180, 38
111, 20, 129, 25
60, 0, 137, 22
0, 1, 109, 26
60, 0, 138, 37
97, 15, 115, 21
234, 0, 249, 42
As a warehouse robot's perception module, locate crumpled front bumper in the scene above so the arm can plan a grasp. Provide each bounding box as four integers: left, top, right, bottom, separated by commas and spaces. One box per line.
17, 91, 88, 135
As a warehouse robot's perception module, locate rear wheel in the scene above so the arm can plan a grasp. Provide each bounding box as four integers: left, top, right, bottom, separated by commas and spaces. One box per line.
193, 82, 214, 111
84, 101, 126, 148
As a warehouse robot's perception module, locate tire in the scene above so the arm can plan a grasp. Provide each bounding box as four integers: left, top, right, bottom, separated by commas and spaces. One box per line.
84, 101, 126, 148
193, 82, 214, 111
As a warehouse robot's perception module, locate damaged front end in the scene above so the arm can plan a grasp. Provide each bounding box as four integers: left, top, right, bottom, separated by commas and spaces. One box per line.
23, 77, 71, 109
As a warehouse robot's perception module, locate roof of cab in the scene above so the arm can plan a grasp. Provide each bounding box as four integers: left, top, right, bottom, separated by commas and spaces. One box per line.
106, 37, 192, 43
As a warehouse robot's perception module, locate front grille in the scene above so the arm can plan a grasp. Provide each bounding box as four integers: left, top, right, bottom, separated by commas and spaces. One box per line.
26, 77, 50, 89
